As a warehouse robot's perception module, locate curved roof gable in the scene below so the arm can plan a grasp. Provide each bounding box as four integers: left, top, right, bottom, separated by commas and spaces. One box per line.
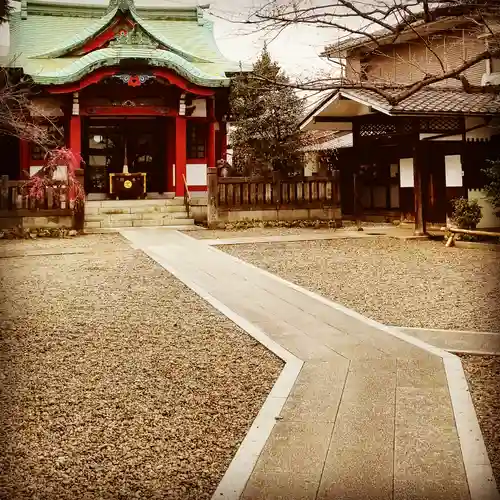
31, 1, 210, 64
6, 0, 245, 88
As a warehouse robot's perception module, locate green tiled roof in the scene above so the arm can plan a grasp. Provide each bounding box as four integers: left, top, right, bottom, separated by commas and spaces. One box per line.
4, 0, 247, 88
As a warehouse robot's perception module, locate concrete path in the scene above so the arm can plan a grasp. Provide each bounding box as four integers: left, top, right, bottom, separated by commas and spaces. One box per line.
121, 229, 498, 500
400, 327, 500, 355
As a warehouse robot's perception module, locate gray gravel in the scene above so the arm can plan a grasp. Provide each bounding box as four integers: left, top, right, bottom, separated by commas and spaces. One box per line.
188, 226, 395, 240
222, 237, 500, 332
459, 355, 500, 488
0, 234, 282, 499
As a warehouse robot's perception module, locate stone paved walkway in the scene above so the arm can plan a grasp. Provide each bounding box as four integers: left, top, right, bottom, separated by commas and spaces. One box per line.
121, 229, 498, 500
400, 328, 500, 355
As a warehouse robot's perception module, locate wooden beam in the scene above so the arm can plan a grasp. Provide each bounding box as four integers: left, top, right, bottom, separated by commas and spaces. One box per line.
313, 116, 355, 123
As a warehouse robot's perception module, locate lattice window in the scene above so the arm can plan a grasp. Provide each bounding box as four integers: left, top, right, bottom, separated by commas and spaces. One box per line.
419, 117, 462, 133
187, 121, 207, 159
359, 122, 398, 137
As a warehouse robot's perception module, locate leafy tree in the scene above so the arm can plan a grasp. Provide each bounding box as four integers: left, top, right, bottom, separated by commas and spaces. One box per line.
482, 160, 500, 217
229, 46, 304, 177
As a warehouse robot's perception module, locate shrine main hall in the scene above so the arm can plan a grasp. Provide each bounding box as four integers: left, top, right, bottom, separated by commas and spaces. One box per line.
1, 0, 244, 199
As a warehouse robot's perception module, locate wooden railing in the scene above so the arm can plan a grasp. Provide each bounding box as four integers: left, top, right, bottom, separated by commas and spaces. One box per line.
0, 176, 73, 212
217, 176, 340, 210
182, 173, 191, 218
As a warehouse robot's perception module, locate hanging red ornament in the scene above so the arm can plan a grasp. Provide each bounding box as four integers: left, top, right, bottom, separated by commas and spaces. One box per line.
128, 75, 141, 87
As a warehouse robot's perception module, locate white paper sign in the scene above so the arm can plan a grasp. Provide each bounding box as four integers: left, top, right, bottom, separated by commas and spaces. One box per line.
399, 158, 414, 188
30, 165, 68, 181
445, 155, 463, 187
187, 163, 207, 186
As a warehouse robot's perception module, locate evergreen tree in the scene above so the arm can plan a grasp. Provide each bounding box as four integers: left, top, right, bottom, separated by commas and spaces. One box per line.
482, 160, 500, 217
229, 46, 304, 176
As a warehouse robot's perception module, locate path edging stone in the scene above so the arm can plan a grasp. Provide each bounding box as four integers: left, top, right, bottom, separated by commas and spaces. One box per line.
119, 233, 303, 500
194, 236, 499, 500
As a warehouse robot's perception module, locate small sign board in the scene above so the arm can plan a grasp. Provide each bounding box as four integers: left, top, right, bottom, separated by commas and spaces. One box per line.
399, 158, 414, 188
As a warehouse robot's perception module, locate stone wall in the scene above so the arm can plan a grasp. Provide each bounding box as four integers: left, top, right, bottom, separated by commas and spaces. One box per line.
0, 214, 74, 230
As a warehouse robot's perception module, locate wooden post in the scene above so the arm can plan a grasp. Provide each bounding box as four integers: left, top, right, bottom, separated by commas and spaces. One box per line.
220, 121, 228, 162
353, 171, 363, 231
207, 98, 216, 171
175, 115, 187, 197
207, 164, 219, 228
19, 139, 30, 179
412, 142, 427, 236
0, 175, 9, 210
273, 170, 281, 206
74, 168, 85, 230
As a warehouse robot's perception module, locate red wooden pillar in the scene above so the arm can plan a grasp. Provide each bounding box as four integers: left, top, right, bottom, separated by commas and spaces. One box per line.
19, 139, 30, 178
69, 116, 81, 159
166, 118, 175, 193
207, 98, 216, 171
175, 115, 187, 197
69, 93, 82, 164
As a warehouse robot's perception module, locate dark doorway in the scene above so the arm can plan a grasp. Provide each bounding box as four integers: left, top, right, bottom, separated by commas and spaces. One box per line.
83, 117, 166, 195
0, 135, 20, 179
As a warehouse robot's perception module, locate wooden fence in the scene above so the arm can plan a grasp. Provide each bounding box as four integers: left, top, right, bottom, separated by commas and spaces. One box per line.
0, 176, 72, 212
207, 169, 341, 227
0, 170, 85, 229
217, 176, 340, 209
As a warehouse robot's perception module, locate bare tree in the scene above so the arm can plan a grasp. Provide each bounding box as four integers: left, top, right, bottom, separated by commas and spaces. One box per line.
225, 0, 500, 105
0, 68, 63, 150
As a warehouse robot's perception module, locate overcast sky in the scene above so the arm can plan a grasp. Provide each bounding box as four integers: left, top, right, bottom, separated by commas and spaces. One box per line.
0, 0, 337, 79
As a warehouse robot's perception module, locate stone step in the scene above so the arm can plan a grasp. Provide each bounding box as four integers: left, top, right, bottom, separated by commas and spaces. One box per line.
84, 224, 199, 234
86, 198, 185, 209
84, 218, 195, 230
85, 206, 188, 216
84, 211, 188, 222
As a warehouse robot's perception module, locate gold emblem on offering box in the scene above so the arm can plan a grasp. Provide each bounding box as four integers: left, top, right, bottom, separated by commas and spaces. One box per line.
124, 180, 132, 189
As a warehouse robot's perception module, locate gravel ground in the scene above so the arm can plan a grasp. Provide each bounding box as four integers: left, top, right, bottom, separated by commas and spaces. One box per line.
459, 355, 500, 488
189, 227, 342, 239
222, 237, 500, 332
189, 224, 398, 240
0, 234, 282, 500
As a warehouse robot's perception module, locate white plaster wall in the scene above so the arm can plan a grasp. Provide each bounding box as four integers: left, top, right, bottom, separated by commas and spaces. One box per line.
468, 189, 500, 229
304, 152, 318, 177
465, 117, 499, 140
419, 133, 462, 141
30, 165, 68, 181
187, 163, 207, 186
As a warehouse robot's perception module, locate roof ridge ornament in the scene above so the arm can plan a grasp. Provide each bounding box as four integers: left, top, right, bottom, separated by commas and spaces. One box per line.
107, 0, 136, 14
109, 24, 159, 48
21, 0, 27, 19
196, 4, 210, 26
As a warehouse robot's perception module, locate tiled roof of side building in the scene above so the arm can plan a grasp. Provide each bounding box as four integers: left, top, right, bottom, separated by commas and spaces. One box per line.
343, 88, 500, 115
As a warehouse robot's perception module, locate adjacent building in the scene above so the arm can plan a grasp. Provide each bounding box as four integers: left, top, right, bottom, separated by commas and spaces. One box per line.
301, 10, 500, 231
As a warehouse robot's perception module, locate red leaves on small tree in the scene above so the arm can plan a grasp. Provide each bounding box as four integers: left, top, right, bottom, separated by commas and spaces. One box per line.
22, 147, 84, 209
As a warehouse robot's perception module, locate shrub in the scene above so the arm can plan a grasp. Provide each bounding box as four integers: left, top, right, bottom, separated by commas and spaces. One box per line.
482, 159, 500, 216
450, 197, 482, 229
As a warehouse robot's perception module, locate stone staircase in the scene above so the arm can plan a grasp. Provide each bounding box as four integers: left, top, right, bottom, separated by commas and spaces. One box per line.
84, 198, 195, 233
